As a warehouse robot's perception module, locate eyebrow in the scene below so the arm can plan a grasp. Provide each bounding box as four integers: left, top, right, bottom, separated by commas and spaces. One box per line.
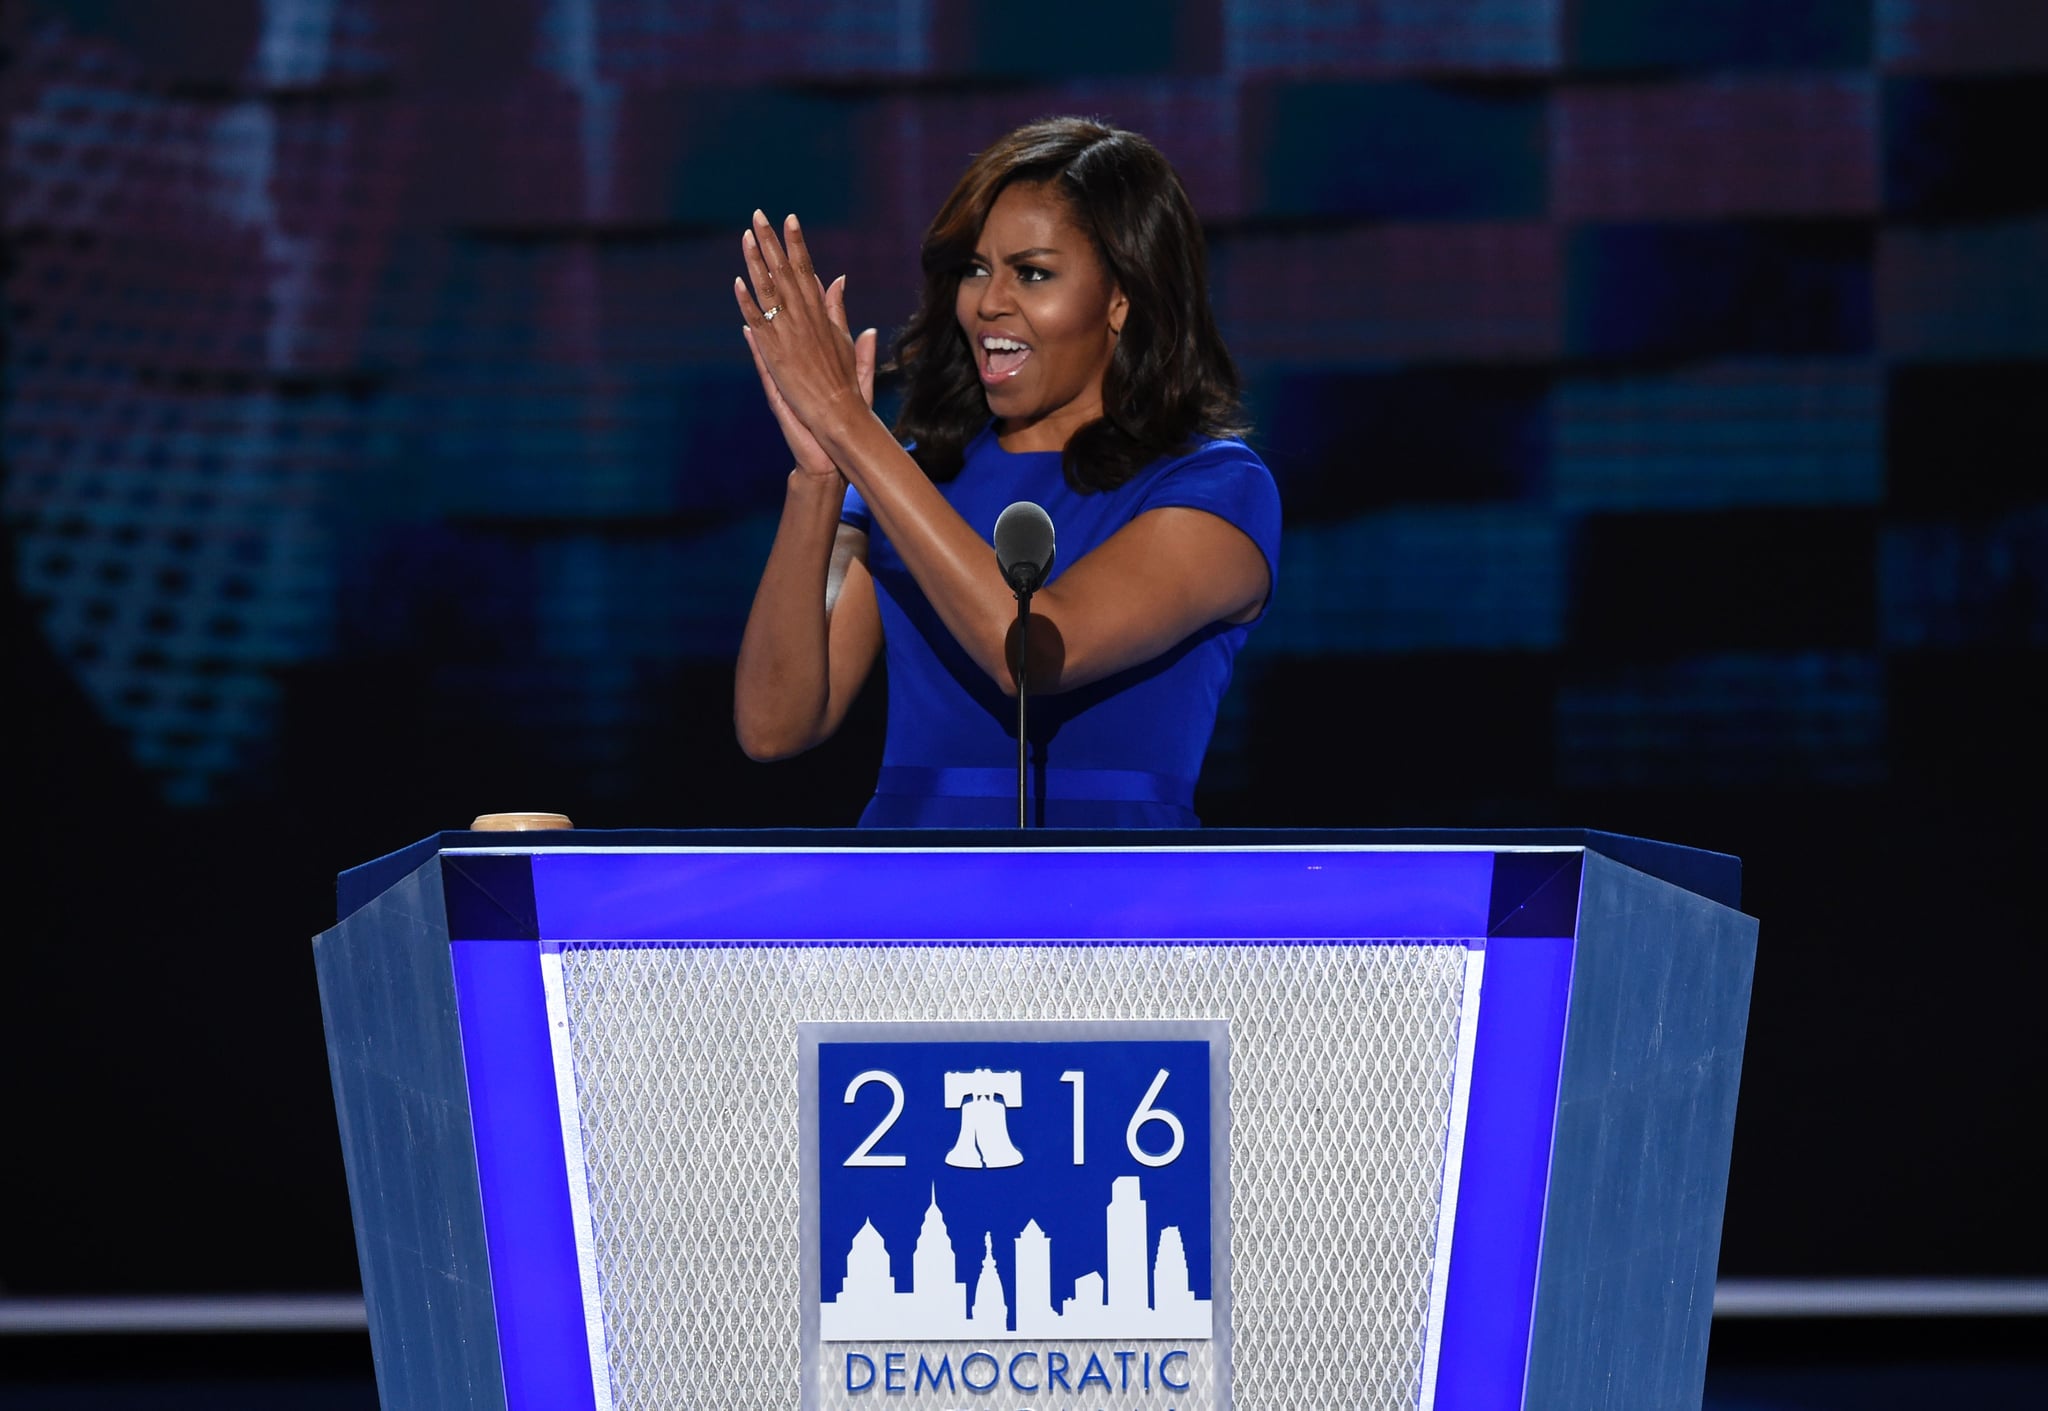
970, 247, 1063, 263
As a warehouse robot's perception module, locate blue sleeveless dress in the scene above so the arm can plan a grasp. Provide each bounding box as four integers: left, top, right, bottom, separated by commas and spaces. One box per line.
841, 425, 1281, 828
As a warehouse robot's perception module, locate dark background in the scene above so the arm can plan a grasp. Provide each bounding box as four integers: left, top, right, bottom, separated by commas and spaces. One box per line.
3, 0, 2043, 1328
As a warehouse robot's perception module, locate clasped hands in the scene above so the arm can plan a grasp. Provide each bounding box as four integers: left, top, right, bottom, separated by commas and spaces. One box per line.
735, 210, 878, 482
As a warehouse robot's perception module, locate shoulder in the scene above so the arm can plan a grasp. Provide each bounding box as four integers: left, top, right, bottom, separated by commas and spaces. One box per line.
1164, 436, 1270, 474
1131, 438, 1280, 542
1134, 437, 1274, 497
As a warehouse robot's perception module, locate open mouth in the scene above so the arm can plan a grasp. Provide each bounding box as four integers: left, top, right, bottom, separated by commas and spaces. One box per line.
980, 334, 1032, 382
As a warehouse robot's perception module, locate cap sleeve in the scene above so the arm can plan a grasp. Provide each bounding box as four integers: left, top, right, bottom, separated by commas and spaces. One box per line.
840, 482, 872, 534
1135, 440, 1283, 619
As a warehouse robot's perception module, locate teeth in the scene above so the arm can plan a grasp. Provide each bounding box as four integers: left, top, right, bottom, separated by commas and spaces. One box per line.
981, 336, 1027, 351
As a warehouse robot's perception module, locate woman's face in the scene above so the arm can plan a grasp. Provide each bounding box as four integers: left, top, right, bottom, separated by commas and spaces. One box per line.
956, 181, 1128, 453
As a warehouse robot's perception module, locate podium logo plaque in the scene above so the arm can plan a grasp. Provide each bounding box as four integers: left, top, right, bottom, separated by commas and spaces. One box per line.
799, 1021, 1232, 1411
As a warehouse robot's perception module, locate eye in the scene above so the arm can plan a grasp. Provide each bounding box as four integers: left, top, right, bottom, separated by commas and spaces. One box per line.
960, 259, 989, 280
1016, 264, 1051, 283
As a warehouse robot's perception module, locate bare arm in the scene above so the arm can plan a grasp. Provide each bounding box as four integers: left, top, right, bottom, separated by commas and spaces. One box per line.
819, 411, 1264, 695
736, 212, 1268, 698
730, 259, 882, 760
733, 481, 881, 760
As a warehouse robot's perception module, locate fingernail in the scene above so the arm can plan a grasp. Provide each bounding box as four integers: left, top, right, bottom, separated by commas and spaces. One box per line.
787, 213, 799, 229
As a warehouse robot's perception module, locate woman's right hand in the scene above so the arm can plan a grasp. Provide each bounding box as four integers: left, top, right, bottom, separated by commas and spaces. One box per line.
742, 273, 876, 483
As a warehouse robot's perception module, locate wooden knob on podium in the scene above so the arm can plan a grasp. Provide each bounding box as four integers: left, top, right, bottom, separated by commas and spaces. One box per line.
469, 812, 574, 832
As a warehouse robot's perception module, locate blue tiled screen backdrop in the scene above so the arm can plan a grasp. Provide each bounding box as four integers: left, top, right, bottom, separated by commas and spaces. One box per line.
2, 0, 2043, 1291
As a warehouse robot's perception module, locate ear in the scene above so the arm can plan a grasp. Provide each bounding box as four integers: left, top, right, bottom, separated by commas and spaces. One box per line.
1109, 286, 1129, 337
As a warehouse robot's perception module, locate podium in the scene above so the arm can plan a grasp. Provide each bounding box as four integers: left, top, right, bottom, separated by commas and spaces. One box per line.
315, 830, 1756, 1411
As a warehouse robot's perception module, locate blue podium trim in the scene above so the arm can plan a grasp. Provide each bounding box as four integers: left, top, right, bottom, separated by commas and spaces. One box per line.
338, 829, 1738, 926
451, 939, 597, 1411
1434, 933, 1576, 1411
527, 847, 1498, 942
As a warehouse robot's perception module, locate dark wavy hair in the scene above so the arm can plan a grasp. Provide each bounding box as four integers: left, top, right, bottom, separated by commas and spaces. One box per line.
891, 117, 1246, 493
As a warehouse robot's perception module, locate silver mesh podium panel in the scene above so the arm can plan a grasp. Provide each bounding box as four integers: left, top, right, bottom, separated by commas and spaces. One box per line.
553, 941, 1472, 1411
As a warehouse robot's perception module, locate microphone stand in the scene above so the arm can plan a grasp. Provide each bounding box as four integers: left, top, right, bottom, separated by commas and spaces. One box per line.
994, 500, 1054, 829
1013, 585, 1032, 828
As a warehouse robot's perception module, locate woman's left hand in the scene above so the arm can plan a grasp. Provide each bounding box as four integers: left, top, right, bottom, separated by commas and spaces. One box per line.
735, 211, 867, 440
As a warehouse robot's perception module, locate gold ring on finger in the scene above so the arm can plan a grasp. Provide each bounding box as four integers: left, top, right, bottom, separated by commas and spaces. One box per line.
761, 304, 782, 322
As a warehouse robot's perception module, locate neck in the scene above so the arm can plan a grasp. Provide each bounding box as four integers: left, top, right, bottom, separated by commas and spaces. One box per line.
995, 402, 1102, 455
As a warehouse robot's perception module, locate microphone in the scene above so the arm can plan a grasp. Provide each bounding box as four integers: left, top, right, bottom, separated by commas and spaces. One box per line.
994, 501, 1056, 597
993, 502, 1056, 827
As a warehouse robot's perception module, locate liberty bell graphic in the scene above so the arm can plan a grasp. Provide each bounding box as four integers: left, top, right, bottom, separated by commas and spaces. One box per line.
943, 1068, 1025, 1168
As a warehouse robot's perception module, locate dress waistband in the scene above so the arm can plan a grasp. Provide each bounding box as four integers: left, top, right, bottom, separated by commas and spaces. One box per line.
874, 765, 1196, 810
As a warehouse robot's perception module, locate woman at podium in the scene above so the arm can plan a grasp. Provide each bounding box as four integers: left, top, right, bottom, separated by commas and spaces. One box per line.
733, 118, 1279, 827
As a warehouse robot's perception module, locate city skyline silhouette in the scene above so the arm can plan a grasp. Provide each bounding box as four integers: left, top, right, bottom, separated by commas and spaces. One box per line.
820, 1175, 1212, 1342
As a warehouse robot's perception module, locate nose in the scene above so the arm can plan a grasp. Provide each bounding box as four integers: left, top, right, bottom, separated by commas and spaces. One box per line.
976, 271, 1016, 320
